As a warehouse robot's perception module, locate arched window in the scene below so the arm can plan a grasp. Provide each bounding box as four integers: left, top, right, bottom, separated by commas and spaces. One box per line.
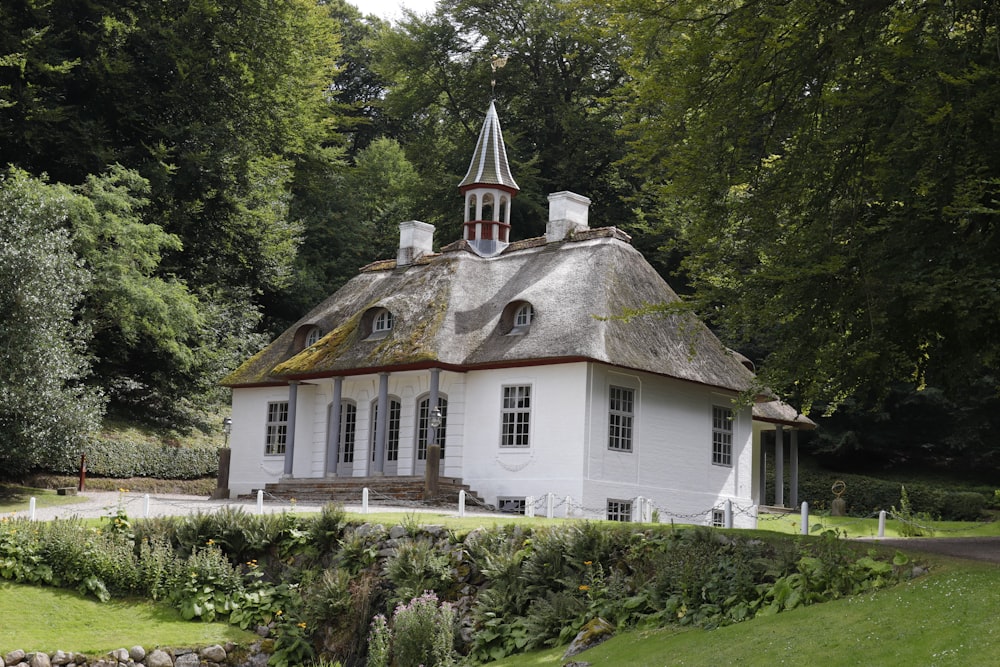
370, 397, 402, 462
305, 326, 322, 347
467, 193, 477, 222
499, 197, 508, 223
416, 395, 447, 461
339, 401, 357, 464
362, 307, 395, 339
482, 193, 495, 221
501, 300, 535, 335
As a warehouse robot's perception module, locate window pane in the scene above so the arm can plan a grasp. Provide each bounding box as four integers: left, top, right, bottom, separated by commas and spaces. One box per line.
500, 385, 531, 448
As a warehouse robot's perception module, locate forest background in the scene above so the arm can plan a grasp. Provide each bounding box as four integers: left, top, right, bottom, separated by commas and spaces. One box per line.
1, 0, 997, 482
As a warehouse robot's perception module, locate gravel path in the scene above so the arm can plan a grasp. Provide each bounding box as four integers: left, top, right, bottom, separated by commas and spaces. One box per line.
9, 490, 492, 522
865, 537, 1000, 564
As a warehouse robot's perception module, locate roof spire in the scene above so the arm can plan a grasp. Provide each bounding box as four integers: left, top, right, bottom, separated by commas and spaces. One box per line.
458, 102, 520, 258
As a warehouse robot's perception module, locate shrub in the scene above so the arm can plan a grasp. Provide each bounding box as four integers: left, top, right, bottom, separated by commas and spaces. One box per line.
47, 437, 219, 479
384, 539, 453, 606
390, 592, 456, 667
940, 491, 986, 521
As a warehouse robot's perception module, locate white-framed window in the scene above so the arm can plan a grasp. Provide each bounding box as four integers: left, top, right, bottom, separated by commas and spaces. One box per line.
500, 385, 531, 447
607, 499, 632, 522
608, 386, 634, 452
514, 303, 533, 328
711, 509, 725, 527
374, 309, 394, 333
712, 406, 734, 466
265, 401, 288, 456
416, 395, 447, 460
340, 401, 357, 464
371, 398, 402, 462
305, 326, 322, 347
497, 497, 526, 515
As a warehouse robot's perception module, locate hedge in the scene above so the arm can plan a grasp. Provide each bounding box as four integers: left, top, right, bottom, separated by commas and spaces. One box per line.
47, 438, 220, 479
789, 468, 991, 521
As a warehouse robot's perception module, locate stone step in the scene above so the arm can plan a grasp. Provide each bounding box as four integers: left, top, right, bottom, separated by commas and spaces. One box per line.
247, 476, 487, 507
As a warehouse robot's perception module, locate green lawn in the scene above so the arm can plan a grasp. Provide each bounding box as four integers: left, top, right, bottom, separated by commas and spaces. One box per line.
756, 511, 1000, 538
0, 485, 83, 514
491, 558, 1000, 667
0, 581, 256, 656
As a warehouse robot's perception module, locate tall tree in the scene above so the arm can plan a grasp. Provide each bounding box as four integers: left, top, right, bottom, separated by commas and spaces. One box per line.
373, 0, 638, 243
0, 169, 103, 475
614, 0, 1000, 423
0, 0, 343, 423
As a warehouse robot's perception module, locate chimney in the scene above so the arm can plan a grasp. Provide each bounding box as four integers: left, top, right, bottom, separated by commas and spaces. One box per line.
546, 191, 591, 242
397, 220, 435, 266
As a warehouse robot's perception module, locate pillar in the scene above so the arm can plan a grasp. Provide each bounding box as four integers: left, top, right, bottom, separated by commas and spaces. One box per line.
283, 381, 299, 477
790, 428, 799, 508
373, 372, 389, 475
326, 377, 343, 476
774, 424, 784, 507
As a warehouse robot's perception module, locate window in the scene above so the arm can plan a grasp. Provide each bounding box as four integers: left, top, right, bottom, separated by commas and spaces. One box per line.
608, 386, 634, 452
500, 385, 531, 447
265, 402, 288, 456
340, 401, 357, 464
416, 396, 447, 460
374, 309, 394, 333
305, 326, 322, 347
503, 300, 535, 335
514, 303, 533, 328
371, 398, 402, 462
712, 406, 734, 466
497, 497, 526, 515
607, 499, 632, 522
711, 509, 725, 527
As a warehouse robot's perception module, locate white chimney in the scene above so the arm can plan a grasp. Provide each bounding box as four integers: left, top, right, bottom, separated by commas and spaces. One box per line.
397, 220, 435, 266
546, 191, 591, 242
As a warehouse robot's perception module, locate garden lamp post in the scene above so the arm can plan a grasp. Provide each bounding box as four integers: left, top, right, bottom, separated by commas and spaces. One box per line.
223, 416, 232, 448
214, 416, 234, 500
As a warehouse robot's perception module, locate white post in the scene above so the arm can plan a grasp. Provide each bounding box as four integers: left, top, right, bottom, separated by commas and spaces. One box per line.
878, 510, 887, 538
724, 499, 733, 529
565, 496, 572, 518
29, 497, 36, 521
525, 495, 535, 518
144, 494, 151, 518
800, 501, 809, 535
362, 487, 370, 515
257, 489, 264, 515
458, 490, 466, 518
546, 492, 555, 519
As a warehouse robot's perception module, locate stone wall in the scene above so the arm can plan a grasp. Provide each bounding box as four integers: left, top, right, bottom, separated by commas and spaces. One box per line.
2, 643, 266, 667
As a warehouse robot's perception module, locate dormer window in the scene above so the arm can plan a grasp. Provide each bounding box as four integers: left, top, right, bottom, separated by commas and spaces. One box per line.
502, 300, 535, 336
514, 303, 533, 328
294, 323, 323, 351
374, 309, 394, 333
305, 326, 322, 347
362, 307, 396, 340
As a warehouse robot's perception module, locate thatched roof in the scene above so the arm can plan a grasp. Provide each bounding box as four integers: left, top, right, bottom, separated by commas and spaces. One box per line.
752, 400, 817, 429
222, 230, 760, 394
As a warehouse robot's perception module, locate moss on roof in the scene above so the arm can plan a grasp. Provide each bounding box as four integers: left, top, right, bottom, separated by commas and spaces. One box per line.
223, 232, 757, 394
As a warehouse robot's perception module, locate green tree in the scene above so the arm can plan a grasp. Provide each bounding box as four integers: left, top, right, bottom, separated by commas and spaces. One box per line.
614, 0, 1000, 420
0, 169, 103, 475
373, 0, 637, 242
1, 0, 344, 423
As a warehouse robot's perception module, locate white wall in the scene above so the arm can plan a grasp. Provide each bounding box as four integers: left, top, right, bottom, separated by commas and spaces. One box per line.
228, 385, 292, 495
580, 366, 756, 528
460, 363, 589, 507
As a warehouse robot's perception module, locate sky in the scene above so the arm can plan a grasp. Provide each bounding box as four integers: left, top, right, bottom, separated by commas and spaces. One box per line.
349, 0, 438, 22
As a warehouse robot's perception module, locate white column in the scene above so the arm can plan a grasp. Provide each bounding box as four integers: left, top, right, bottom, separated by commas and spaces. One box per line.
283, 381, 299, 477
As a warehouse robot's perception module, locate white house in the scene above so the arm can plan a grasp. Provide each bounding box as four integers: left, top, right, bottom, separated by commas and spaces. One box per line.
222, 102, 813, 527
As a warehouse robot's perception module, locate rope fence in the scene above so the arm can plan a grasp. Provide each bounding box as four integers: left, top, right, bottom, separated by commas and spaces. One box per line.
11, 487, 984, 538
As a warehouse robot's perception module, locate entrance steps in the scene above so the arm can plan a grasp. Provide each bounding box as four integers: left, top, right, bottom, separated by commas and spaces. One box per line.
250, 475, 487, 507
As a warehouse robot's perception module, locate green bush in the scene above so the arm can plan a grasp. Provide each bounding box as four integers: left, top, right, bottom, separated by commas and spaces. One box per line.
797, 469, 990, 520
47, 437, 219, 479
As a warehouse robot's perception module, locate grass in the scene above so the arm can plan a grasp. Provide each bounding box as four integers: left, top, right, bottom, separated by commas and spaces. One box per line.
755, 511, 1000, 538
0, 581, 256, 656
0, 485, 84, 514
490, 557, 1000, 667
